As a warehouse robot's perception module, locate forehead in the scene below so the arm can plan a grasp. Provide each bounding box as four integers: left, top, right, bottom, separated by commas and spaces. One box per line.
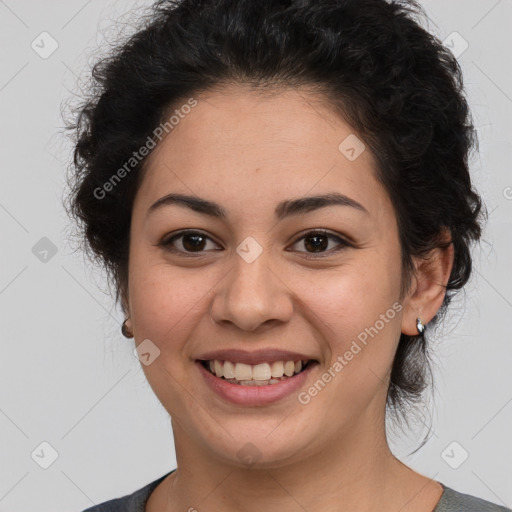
134, 84, 390, 222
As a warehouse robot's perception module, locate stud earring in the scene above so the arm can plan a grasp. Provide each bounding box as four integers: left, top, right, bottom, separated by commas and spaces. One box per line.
416, 317, 425, 334
121, 319, 133, 338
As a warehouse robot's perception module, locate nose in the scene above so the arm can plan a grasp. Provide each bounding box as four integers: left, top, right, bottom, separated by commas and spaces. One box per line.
209, 250, 294, 333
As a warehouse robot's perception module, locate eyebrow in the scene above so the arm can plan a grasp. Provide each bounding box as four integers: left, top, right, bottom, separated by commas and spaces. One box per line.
147, 192, 369, 221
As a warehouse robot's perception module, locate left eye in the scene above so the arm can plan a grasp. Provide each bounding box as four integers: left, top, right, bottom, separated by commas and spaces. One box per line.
288, 230, 350, 257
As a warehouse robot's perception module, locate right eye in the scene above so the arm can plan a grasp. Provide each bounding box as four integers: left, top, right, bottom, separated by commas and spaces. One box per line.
158, 230, 222, 256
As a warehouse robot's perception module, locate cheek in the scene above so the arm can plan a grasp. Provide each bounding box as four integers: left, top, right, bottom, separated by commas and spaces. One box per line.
127, 260, 214, 417
294, 265, 402, 425
128, 257, 212, 350
299, 254, 402, 374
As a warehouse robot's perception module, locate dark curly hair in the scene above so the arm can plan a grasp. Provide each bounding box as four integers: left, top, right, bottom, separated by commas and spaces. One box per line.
64, 0, 485, 432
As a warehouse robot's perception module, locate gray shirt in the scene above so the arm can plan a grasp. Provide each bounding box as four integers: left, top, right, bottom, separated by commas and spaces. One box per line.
82, 470, 511, 512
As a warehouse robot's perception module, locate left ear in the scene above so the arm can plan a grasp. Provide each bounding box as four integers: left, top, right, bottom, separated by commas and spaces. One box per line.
401, 228, 454, 336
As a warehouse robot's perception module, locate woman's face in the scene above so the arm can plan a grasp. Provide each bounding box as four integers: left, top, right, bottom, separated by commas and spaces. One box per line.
127, 85, 409, 467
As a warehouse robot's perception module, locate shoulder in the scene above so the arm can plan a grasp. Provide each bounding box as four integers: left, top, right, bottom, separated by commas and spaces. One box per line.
435, 483, 511, 512
80, 470, 175, 512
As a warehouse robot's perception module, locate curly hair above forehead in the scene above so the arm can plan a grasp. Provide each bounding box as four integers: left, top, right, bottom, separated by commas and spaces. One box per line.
64, 0, 485, 432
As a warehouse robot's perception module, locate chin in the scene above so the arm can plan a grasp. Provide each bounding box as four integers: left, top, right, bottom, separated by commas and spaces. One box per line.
201, 422, 319, 470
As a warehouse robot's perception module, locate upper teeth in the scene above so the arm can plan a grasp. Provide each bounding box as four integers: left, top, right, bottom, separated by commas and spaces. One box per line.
207, 360, 306, 380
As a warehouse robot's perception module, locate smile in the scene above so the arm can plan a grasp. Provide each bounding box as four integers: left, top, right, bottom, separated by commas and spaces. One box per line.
196, 357, 319, 406
200, 359, 315, 386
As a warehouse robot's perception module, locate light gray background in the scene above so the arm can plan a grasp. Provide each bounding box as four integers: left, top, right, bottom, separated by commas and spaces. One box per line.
0, 1, 511, 511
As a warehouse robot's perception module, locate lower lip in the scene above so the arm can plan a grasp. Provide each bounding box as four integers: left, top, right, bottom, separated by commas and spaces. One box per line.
196, 361, 317, 406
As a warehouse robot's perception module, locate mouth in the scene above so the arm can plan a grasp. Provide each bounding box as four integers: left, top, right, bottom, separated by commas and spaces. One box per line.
197, 359, 317, 386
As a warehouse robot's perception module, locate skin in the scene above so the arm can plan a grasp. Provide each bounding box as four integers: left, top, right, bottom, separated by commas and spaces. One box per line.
122, 84, 454, 512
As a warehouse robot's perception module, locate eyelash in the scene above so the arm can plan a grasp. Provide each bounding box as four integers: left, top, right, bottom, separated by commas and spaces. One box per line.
158, 229, 352, 259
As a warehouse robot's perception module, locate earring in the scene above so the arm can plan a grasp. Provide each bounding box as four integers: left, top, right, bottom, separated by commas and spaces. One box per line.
416, 317, 425, 334
121, 319, 133, 338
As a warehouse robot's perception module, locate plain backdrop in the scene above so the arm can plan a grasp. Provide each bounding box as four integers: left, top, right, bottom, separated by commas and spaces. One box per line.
0, 1, 511, 511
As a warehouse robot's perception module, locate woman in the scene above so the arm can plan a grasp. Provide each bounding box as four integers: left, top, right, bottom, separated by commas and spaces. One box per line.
65, 0, 508, 510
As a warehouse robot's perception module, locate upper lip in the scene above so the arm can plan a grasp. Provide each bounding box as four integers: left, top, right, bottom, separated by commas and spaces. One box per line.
195, 349, 318, 366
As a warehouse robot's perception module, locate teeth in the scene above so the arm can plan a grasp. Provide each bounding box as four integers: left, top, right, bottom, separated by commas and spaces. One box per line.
284, 361, 295, 377
252, 363, 271, 380
235, 379, 277, 386
205, 359, 308, 381
271, 361, 284, 377
234, 363, 252, 381
223, 360, 235, 379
